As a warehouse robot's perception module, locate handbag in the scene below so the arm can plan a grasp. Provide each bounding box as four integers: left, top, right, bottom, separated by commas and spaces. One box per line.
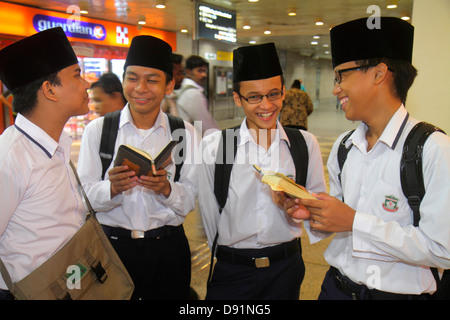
0, 161, 134, 300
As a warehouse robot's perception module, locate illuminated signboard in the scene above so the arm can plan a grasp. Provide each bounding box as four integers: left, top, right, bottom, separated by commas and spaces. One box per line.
196, 2, 236, 43
33, 14, 107, 41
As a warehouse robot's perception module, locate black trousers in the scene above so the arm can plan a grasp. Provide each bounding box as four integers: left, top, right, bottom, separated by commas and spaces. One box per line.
206, 240, 305, 300
0, 289, 14, 300
318, 267, 431, 300
104, 225, 191, 300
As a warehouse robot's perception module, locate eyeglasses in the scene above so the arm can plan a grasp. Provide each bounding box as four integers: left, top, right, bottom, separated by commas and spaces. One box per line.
334, 65, 372, 84
239, 89, 284, 104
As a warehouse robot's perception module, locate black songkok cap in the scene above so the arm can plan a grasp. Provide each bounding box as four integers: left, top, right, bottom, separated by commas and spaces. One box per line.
0, 27, 78, 92
233, 42, 283, 82
330, 17, 414, 68
124, 35, 173, 76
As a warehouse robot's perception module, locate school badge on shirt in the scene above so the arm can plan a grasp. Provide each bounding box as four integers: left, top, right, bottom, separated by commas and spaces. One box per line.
382, 195, 399, 212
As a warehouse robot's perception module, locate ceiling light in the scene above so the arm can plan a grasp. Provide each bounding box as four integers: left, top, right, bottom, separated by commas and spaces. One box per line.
249, 40, 256, 44
264, 29, 271, 35
311, 41, 318, 45
243, 21, 251, 29
288, 8, 297, 16
401, 13, 410, 21
156, 0, 166, 9
387, 0, 398, 9
180, 28, 188, 33
248, 0, 259, 2
313, 35, 320, 39
315, 18, 324, 26
79, 0, 89, 14
138, 15, 146, 25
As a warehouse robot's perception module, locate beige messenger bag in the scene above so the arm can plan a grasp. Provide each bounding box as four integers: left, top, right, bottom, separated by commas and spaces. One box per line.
0, 161, 134, 300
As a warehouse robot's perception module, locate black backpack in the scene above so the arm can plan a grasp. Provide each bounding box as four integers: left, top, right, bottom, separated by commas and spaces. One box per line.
337, 121, 449, 299
208, 126, 309, 282
99, 110, 186, 182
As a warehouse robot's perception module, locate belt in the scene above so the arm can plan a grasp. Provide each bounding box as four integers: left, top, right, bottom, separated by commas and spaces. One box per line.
216, 239, 300, 268
102, 224, 184, 240
330, 267, 428, 300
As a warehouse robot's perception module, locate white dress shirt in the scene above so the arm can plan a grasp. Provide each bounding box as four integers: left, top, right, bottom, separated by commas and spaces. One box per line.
198, 119, 327, 249
176, 78, 219, 136
0, 114, 86, 289
76, 105, 198, 231
326, 105, 450, 294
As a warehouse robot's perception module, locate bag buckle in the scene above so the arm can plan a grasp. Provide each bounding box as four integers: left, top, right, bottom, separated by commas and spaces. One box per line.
254, 257, 270, 268
91, 260, 108, 284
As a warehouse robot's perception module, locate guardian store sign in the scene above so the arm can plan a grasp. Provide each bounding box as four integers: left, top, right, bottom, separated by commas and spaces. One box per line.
33, 14, 107, 41
0, 2, 176, 50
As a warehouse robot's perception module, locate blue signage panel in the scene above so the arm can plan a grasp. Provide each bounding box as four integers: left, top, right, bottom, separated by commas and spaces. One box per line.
33, 14, 106, 41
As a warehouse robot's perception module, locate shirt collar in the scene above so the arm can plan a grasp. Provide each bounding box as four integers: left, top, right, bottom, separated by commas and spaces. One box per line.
120, 104, 168, 133
182, 78, 204, 92
14, 113, 70, 158
346, 104, 409, 150
238, 118, 287, 146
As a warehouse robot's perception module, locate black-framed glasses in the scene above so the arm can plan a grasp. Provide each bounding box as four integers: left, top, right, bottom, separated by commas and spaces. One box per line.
334, 65, 372, 84
239, 89, 284, 104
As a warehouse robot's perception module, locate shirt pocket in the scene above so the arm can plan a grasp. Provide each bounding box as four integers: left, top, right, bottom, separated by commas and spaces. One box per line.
369, 177, 412, 225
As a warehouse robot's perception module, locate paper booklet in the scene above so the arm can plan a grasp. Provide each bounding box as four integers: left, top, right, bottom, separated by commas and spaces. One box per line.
114, 141, 179, 176
253, 165, 317, 199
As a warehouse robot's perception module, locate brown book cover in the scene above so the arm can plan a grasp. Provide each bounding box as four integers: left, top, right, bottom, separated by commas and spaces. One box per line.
113, 141, 179, 176
253, 165, 317, 199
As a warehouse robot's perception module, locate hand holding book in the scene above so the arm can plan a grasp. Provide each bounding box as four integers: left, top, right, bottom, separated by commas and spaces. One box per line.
254, 165, 314, 220
114, 141, 179, 177
253, 165, 316, 199
109, 141, 179, 198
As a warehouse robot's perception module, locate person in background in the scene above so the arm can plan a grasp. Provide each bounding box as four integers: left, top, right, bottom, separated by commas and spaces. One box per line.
176, 55, 218, 136
280, 79, 314, 130
161, 53, 183, 116
0, 27, 90, 300
90, 73, 127, 116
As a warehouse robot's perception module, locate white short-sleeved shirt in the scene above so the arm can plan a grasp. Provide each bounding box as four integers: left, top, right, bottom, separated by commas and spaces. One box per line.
0, 114, 86, 289
76, 105, 198, 231
198, 119, 327, 249
325, 105, 450, 294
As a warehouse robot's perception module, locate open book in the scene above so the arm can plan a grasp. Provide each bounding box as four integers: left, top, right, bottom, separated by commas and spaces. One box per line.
253, 165, 316, 199
114, 141, 179, 176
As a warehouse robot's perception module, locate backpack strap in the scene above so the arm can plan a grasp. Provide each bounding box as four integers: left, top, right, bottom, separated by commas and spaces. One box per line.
213, 126, 240, 212
99, 110, 121, 180
208, 126, 239, 283
400, 122, 445, 227
283, 127, 309, 186
337, 129, 355, 186
166, 114, 186, 182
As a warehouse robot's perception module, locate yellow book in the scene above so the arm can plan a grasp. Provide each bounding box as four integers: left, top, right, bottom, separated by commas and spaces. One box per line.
253, 165, 317, 199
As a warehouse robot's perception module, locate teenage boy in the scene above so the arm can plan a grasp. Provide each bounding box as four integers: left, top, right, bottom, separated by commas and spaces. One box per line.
198, 42, 326, 300
285, 17, 450, 299
0, 27, 90, 300
77, 35, 198, 300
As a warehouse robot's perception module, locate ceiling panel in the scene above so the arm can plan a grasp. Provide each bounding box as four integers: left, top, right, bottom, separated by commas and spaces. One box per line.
3, 0, 414, 58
